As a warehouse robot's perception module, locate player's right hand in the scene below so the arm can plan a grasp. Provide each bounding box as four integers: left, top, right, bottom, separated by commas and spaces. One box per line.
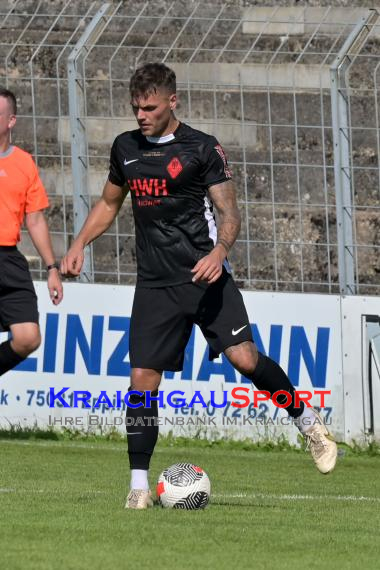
60, 246, 84, 277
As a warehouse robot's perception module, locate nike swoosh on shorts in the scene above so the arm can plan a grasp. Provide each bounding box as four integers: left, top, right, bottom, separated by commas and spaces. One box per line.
232, 325, 248, 336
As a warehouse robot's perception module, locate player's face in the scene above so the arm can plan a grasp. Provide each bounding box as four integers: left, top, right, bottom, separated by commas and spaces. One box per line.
131, 90, 177, 137
0, 96, 16, 137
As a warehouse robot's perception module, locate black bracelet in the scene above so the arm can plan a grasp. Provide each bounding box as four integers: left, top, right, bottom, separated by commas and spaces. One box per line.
47, 262, 60, 272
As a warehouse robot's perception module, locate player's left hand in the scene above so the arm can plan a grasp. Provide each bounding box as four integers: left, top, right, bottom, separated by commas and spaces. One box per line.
47, 268, 63, 305
191, 246, 226, 284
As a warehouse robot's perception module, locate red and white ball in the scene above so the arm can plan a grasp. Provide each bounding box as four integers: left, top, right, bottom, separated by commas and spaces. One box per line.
156, 463, 211, 509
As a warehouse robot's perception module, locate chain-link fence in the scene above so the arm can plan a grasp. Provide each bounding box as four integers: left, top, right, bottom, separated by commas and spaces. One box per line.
1, 0, 380, 294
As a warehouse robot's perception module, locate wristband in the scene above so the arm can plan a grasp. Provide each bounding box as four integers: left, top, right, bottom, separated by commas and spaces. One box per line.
47, 262, 60, 272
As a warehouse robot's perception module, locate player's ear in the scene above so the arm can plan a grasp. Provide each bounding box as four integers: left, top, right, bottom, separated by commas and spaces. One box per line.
8, 115, 16, 129
169, 93, 177, 111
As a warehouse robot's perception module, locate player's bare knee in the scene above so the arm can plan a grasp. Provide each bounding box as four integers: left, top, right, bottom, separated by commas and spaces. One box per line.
224, 341, 258, 376
131, 368, 162, 392
235, 355, 256, 376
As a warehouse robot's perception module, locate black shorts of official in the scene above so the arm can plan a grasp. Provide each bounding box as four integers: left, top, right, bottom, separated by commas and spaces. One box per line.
130, 269, 253, 371
0, 246, 39, 333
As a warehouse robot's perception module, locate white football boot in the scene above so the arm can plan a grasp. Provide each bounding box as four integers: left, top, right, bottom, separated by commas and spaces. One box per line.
125, 489, 154, 509
303, 409, 337, 474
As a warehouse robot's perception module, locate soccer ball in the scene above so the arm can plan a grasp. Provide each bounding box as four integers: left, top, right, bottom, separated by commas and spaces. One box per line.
156, 463, 211, 509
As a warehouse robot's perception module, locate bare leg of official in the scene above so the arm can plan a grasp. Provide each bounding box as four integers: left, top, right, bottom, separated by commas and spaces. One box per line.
0, 323, 41, 375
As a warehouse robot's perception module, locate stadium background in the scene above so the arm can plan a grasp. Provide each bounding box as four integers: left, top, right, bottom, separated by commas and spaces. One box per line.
2, 0, 379, 293
1, 0, 380, 443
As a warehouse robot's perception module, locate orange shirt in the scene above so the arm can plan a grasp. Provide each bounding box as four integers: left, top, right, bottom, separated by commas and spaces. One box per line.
0, 145, 49, 245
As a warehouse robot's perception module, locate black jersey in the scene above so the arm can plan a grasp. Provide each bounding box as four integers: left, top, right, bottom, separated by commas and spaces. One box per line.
108, 122, 232, 287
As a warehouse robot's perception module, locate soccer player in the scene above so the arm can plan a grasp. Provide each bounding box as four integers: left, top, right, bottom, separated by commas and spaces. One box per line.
61, 63, 337, 509
0, 88, 63, 376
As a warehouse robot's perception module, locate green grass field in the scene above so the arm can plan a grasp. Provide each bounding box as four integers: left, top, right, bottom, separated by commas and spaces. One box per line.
1, 437, 379, 570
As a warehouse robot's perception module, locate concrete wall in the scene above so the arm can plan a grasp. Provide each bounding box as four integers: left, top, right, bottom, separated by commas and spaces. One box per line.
243, 7, 379, 36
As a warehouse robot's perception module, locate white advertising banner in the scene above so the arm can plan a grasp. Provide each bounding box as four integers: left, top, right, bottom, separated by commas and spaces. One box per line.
0, 282, 344, 443
341, 295, 380, 442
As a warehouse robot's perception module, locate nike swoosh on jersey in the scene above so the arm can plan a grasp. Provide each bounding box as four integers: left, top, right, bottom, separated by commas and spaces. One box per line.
232, 325, 248, 336
124, 158, 139, 165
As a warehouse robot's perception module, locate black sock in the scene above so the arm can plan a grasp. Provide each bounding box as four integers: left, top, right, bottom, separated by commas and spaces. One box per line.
126, 389, 159, 470
247, 352, 304, 418
0, 340, 24, 376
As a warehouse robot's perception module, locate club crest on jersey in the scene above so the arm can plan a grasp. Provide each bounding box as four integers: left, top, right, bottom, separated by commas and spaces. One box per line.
214, 144, 232, 178
166, 157, 183, 179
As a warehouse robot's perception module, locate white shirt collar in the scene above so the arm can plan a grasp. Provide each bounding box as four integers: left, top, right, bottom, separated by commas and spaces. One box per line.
146, 133, 175, 144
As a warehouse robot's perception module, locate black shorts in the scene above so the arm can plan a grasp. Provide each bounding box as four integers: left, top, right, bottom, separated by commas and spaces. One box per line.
0, 246, 39, 332
130, 269, 253, 371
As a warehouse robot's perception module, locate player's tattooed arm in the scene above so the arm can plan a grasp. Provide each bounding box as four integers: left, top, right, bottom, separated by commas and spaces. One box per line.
208, 180, 241, 255
191, 180, 240, 284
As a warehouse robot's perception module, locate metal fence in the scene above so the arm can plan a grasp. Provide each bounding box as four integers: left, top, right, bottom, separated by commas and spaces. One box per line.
1, 0, 380, 294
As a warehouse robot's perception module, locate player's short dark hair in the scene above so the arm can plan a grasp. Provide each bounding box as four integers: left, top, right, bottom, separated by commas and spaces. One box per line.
129, 63, 176, 99
0, 87, 17, 115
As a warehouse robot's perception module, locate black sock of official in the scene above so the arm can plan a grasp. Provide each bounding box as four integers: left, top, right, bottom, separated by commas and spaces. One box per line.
126, 389, 159, 470
247, 352, 304, 418
0, 340, 25, 376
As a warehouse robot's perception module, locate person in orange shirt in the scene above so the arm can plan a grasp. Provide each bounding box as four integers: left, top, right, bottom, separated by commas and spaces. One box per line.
0, 87, 63, 376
